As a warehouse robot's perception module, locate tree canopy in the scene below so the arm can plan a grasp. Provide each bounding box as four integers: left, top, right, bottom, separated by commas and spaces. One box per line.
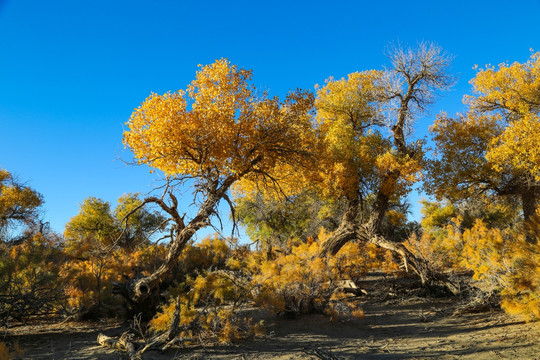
427, 52, 540, 232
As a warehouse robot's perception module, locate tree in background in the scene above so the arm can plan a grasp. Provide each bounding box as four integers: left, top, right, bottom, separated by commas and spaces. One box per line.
235, 190, 344, 256
427, 52, 540, 238
0, 169, 43, 243
62, 194, 164, 317
0, 169, 64, 325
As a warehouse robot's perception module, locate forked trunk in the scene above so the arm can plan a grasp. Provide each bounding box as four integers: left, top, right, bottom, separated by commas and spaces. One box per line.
113, 177, 236, 318
318, 197, 359, 256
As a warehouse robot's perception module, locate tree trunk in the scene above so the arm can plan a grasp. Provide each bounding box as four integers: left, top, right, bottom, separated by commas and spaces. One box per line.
522, 190, 537, 222
319, 218, 461, 295
114, 177, 236, 318
319, 197, 359, 256
363, 231, 460, 295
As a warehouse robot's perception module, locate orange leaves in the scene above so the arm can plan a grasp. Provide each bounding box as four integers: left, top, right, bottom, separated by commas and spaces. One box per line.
124, 59, 315, 186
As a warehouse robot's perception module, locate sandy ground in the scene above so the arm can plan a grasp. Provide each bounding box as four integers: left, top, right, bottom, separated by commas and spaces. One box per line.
4, 276, 539, 359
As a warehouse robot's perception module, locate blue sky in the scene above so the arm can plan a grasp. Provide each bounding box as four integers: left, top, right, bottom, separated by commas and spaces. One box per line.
1, 0, 539, 237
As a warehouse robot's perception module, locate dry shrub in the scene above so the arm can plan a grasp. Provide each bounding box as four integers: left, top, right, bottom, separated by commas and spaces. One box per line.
459, 218, 540, 321
148, 229, 400, 344
149, 235, 263, 344
408, 214, 540, 321
404, 220, 464, 271
247, 229, 395, 319
149, 274, 263, 344
61, 244, 166, 317
0, 231, 64, 324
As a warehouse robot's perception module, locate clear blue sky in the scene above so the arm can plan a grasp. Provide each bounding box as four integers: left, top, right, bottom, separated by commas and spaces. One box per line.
1, 0, 539, 236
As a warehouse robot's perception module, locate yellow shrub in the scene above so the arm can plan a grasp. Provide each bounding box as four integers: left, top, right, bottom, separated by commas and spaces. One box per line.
248, 229, 380, 319
149, 295, 262, 344
431, 217, 540, 321
179, 235, 232, 273
60, 244, 166, 315
0, 232, 64, 322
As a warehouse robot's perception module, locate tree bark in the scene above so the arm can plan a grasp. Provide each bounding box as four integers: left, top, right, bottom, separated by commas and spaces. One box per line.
363, 231, 460, 295
114, 176, 237, 318
320, 218, 461, 295
521, 189, 537, 222
318, 197, 359, 256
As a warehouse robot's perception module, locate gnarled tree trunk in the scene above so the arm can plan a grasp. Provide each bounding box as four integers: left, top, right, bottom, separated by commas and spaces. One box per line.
319, 217, 461, 295
318, 197, 359, 256
113, 176, 236, 318
319, 43, 460, 294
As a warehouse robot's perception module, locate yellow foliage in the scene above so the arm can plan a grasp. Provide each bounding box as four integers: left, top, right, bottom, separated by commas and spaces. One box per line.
468, 52, 540, 116
413, 213, 540, 321
0, 231, 65, 321
249, 229, 392, 318
61, 244, 165, 313
314, 72, 388, 198
149, 291, 261, 344
0, 169, 42, 236
178, 235, 232, 272
441, 51, 540, 186
486, 113, 540, 181
124, 58, 315, 192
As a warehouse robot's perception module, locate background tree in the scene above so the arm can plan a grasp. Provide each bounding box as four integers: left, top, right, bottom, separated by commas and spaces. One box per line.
115, 193, 166, 250
427, 52, 540, 242
62, 194, 164, 316
236, 190, 343, 256
0, 169, 43, 243
64, 197, 117, 254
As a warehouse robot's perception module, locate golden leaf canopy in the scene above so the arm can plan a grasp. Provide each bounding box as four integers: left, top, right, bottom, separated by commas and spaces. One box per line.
124, 59, 315, 181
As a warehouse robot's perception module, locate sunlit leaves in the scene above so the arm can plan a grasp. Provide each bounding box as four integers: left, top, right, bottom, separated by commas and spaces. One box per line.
467, 52, 540, 117
487, 114, 540, 181
124, 59, 315, 186
468, 52, 540, 182
427, 52, 539, 226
